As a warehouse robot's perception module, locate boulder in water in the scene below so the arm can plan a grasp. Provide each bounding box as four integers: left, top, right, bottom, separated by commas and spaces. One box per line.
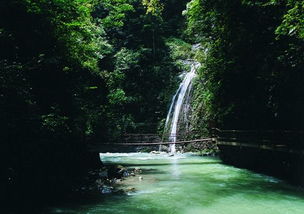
134, 167, 142, 174
95, 178, 104, 187
98, 169, 108, 178
123, 171, 129, 177
100, 185, 113, 194
150, 151, 160, 154
108, 165, 127, 178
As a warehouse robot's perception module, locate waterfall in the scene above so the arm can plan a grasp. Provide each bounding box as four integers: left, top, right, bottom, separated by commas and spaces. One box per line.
164, 61, 200, 153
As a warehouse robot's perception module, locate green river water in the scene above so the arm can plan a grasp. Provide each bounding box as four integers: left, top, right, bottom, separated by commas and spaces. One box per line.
47, 153, 304, 214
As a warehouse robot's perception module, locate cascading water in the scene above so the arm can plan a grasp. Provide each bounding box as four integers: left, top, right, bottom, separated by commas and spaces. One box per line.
164, 61, 200, 153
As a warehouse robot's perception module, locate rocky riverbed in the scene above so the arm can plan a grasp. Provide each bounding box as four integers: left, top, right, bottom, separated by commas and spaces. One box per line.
67, 150, 219, 201
69, 163, 144, 198
45, 153, 304, 214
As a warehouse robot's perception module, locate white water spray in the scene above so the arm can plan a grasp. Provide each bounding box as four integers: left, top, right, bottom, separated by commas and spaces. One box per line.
164, 62, 200, 153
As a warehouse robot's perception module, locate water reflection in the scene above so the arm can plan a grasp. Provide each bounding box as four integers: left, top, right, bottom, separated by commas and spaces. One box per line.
46, 153, 304, 214
170, 156, 181, 179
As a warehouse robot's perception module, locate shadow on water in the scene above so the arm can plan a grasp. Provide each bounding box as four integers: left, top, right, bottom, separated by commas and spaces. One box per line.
102, 159, 304, 200
44, 156, 304, 213
118, 160, 304, 201
137, 168, 167, 175
42, 191, 130, 214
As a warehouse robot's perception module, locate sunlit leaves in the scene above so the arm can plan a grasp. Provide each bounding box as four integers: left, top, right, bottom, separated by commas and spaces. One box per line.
142, 0, 164, 16
114, 48, 140, 71
275, 0, 304, 39
21, 0, 109, 73
165, 37, 193, 61
98, 0, 134, 27
108, 88, 127, 104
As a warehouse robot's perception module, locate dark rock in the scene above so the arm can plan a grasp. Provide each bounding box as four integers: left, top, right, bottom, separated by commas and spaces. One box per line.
100, 185, 113, 194
98, 169, 108, 178
123, 171, 129, 177
134, 167, 142, 174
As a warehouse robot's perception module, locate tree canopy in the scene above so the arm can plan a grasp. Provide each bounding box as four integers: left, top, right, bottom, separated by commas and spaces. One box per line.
2, 0, 304, 212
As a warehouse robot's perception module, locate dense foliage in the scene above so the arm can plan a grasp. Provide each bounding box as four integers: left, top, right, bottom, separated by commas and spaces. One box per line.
185, 0, 304, 131
2, 0, 304, 212
1, 0, 187, 212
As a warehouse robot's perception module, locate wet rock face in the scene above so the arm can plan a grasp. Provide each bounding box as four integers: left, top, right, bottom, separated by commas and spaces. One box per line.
180, 141, 219, 155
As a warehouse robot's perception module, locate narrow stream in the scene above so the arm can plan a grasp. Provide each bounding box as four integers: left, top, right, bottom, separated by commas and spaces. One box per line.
46, 153, 304, 214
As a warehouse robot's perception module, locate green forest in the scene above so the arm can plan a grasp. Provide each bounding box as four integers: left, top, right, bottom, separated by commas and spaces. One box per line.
2, 0, 304, 213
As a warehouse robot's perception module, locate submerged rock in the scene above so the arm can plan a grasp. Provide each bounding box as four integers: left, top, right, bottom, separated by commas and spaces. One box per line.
98, 169, 108, 178
108, 165, 127, 178
123, 171, 129, 177
114, 179, 123, 184
125, 187, 136, 193
95, 179, 104, 187
134, 167, 142, 174
150, 151, 161, 154
100, 185, 113, 194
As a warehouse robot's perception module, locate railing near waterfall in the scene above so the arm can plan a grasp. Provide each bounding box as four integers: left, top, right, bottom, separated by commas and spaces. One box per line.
90, 127, 304, 155
119, 132, 215, 146
118, 129, 304, 153
90, 132, 216, 148
123, 131, 206, 142
214, 128, 304, 154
